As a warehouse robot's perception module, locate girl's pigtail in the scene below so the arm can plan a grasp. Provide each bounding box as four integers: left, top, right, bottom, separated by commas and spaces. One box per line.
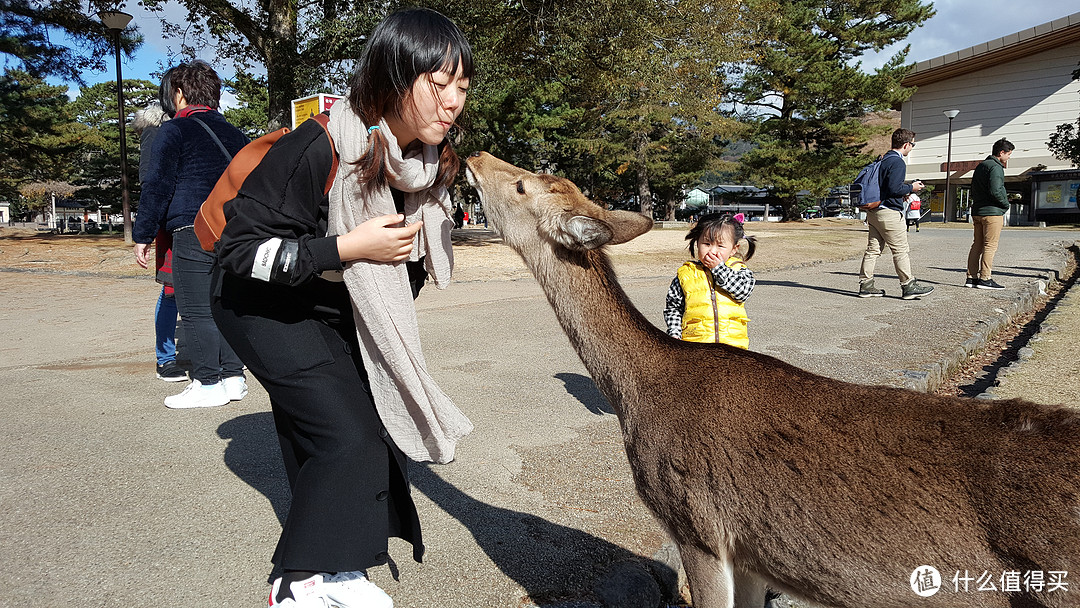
742, 235, 757, 261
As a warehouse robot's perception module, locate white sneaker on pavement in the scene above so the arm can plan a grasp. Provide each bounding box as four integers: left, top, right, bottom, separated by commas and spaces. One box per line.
163, 379, 229, 409
222, 375, 248, 401
268, 572, 393, 608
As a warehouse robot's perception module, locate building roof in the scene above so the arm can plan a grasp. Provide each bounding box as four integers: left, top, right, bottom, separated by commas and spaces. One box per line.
902, 12, 1080, 87
712, 185, 764, 194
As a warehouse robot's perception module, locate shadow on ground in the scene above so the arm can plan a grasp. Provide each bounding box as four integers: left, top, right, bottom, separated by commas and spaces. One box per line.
410, 463, 676, 605
556, 372, 614, 416
218, 412, 291, 525
216, 411, 674, 605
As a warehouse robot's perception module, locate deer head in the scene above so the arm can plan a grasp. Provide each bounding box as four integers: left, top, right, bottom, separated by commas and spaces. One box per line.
464, 152, 653, 254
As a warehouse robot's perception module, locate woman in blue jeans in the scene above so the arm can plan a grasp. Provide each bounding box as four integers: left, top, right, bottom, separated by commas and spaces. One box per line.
133, 60, 249, 408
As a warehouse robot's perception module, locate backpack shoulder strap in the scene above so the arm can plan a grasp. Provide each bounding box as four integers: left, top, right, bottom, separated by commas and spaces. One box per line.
310, 112, 338, 194
189, 115, 234, 162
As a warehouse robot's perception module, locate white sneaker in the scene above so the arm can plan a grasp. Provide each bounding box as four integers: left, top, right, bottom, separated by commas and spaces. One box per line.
222, 375, 247, 401
269, 572, 393, 608
163, 379, 229, 409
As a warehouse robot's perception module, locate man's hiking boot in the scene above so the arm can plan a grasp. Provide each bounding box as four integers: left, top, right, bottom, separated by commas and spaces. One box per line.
858, 280, 885, 298
902, 279, 935, 300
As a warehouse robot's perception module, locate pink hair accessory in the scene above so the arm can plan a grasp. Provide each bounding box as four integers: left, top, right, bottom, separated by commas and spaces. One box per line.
733, 213, 746, 224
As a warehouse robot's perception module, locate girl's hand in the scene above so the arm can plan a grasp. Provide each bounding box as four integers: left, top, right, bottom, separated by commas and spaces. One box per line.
700, 250, 723, 269
337, 214, 423, 263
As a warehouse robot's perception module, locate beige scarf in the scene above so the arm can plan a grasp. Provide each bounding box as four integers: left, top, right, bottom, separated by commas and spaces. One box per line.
326, 99, 472, 464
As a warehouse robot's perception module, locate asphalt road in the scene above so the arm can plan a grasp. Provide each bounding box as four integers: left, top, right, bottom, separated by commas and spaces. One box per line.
0, 226, 1076, 607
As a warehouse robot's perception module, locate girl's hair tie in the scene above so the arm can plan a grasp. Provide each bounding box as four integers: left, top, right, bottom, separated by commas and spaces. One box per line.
367, 125, 380, 134
733, 213, 746, 224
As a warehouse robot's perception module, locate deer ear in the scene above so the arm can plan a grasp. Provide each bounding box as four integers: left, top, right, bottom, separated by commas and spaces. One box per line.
564, 215, 614, 250
606, 210, 653, 244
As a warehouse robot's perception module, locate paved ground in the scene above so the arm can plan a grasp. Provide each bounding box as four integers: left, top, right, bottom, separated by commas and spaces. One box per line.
0, 222, 1077, 607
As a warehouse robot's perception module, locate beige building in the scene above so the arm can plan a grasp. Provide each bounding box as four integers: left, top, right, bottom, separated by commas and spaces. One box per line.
900, 11, 1080, 224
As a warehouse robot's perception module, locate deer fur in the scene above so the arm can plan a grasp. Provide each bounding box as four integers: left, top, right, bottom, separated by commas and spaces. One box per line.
465, 151, 1080, 608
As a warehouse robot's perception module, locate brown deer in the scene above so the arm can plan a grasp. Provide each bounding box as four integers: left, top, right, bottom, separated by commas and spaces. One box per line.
464, 151, 1080, 608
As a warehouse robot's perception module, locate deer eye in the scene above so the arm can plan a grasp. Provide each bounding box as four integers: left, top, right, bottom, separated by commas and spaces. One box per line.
516, 180, 525, 195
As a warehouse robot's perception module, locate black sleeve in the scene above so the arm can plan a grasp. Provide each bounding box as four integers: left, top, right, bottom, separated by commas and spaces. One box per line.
216, 121, 340, 287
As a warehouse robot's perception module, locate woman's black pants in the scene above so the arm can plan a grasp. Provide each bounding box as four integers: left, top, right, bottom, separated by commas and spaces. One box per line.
211, 271, 423, 573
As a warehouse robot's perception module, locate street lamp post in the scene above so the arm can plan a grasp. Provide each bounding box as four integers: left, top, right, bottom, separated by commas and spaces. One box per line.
943, 109, 960, 223
99, 10, 134, 243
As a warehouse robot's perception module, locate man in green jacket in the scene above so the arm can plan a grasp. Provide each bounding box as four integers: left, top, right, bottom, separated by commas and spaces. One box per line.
965, 138, 1015, 290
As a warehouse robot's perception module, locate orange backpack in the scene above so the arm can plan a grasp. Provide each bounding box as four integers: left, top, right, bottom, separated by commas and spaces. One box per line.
193, 112, 338, 251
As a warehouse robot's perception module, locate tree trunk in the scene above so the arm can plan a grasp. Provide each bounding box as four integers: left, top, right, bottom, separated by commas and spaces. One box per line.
664, 196, 678, 221
781, 198, 802, 222
266, 59, 293, 131
266, 1, 299, 131
635, 135, 652, 218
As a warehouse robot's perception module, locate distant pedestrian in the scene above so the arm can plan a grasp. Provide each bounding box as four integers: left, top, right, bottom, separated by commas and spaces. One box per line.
453, 203, 464, 229
133, 61, 249, 407
965, 138, 1014, 290
664, 212, 757, 349
857, 128, 934, 300
905, 193, 922, 232
133, 102, 186, 383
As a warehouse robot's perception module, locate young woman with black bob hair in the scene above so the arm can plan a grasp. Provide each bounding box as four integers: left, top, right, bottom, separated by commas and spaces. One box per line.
211, 8, 474, 607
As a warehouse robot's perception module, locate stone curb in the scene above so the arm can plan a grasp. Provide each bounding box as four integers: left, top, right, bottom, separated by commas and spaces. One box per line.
896, 242, 1078, 394
977, 241, 1080, 400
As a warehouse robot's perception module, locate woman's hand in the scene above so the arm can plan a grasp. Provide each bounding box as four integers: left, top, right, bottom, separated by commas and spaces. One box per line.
337, 214, 424, 263
134, 243, 151, 269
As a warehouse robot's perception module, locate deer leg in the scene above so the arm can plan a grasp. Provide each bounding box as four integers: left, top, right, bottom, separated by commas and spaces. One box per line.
732, 569, 766, 608
679, 542, 734, 608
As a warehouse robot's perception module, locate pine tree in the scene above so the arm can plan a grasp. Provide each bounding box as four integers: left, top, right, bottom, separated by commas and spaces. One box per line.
223, 71, 270, 139
0, 69, 88, 209
730, 0, 934, 220
0, 0, 136, 84
67, 80, 159, 216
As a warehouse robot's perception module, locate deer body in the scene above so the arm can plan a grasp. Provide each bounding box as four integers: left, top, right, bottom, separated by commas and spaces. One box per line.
465, 152, 1080, 608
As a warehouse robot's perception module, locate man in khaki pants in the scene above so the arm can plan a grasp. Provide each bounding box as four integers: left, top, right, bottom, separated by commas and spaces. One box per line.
965, 138, 1014, 290
858, 128, 934, 300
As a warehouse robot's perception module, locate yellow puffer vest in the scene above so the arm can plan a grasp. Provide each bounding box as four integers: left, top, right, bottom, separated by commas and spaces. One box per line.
677, 259, 749, 349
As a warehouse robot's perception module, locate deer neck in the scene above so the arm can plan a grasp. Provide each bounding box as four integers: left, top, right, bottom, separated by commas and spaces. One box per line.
524, 244, 665, 420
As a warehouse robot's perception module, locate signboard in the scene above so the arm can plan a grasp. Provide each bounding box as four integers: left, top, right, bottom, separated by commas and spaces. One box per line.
930, 190, 944, 214
939, 160, 981, 174
1037, 180, 1080, 210
291, 93, 343, 129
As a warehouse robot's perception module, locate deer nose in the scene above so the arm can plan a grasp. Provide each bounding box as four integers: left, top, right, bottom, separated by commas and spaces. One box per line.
469, 151, 482, 158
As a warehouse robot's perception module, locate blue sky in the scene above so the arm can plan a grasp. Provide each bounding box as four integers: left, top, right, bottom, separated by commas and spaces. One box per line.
51, 2, 237, 103
56, 1, 1076, 102
859, 0, 1073, 73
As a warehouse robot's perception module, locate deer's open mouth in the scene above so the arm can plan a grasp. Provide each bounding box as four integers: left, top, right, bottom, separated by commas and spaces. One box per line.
463, 164, 499, 236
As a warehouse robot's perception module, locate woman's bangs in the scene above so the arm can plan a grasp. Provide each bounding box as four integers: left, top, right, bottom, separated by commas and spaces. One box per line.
438, 42, 474, 79
406, 22, 473, 80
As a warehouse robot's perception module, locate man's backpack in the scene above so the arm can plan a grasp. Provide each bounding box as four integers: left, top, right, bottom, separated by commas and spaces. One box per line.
193, 112, 338, 251
850, 156, 883, 210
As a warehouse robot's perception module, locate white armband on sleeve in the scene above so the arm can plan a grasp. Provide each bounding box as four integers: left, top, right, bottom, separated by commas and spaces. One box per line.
251, 238, 283, 282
